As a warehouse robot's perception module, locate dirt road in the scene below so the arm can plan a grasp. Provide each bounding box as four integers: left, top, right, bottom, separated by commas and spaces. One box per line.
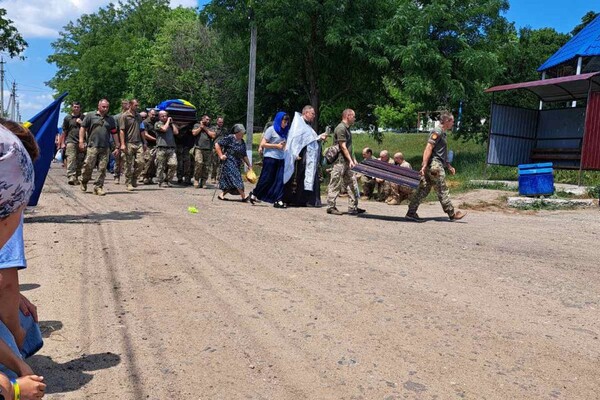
20, 164, 600, 399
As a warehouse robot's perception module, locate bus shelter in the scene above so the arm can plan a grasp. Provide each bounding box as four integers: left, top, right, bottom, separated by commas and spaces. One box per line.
485, 72, 600, 175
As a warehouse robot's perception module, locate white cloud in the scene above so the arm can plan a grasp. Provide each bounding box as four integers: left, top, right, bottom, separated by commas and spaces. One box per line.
8, 91, 56, 121
3, 0, 199, 39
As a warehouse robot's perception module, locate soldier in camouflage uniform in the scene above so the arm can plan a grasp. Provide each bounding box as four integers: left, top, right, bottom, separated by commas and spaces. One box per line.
358, 147, 376, 199
192, 115, 216, 188
141, 109, 158, 184
406, 111, 466, 222
326, 109, 366, 216
119, 99, 147, 191
61, 101, 85, 185
384, 152, 413, 205
209, 116, 226, 183
154, 111, 179, 187
79, 99, 119, 196
112, 99, 129, 184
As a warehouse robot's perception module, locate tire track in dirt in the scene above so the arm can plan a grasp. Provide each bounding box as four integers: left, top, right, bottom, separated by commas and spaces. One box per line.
43, 173, 149, 398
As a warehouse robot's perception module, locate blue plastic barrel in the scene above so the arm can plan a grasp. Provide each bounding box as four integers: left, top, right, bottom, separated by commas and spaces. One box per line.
518, 163, 554, 196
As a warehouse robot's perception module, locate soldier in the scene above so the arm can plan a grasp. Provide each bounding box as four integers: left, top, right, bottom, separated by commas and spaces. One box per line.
209, 116, 226, 183
191, 115, 216, 188
154, 111, 179, 187
384, 152, 413, 205
370, 150, 391, 201
406, 111, 466, 222
79, 99, 119, 196
326, 109, 365, 216
141, 109, 158, 184
61, 101, 85, 185
119, 99, 147, 191
359, 147, 376, 199
112, 99, 129, 184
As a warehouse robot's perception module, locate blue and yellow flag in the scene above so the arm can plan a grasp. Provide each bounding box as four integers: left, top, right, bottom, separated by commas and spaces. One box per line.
24, 92, 68, 206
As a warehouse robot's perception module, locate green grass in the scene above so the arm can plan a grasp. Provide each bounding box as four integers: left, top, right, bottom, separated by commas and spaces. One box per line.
249, 131, 600, 196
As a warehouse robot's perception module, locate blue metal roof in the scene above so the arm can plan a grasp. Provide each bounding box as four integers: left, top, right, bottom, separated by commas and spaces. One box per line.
538, 15, 600, 72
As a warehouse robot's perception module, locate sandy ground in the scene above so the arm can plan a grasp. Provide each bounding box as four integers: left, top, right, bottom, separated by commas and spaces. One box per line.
18, 164, 600, 399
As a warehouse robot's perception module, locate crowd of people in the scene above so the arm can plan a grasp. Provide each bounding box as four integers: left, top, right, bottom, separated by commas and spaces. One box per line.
56, 99, 466, 221
0, 100, 468, 399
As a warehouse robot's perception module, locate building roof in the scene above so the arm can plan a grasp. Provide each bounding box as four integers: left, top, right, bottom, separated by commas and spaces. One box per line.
485, 71, 600, 102
538, 15, 600, 72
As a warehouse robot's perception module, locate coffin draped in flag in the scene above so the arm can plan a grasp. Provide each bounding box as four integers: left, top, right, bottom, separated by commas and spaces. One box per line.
23, 92, 68, 206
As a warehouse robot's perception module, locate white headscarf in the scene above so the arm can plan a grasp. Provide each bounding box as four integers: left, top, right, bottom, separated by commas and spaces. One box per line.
0, 125, 34, 220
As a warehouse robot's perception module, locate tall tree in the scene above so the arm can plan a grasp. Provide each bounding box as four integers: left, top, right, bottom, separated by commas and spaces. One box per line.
0, 8, 27, 58
202, 0, 392, 129
126, 7, 226, 116
492, 27, 570, 112
47, 0, 172, 112
381, 0, 513, 137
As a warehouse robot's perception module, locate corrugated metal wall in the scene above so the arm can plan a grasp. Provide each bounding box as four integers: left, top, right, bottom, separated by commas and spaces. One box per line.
582, 92, 600, 170
537, 108, 585, 148
487, 104, 537, 166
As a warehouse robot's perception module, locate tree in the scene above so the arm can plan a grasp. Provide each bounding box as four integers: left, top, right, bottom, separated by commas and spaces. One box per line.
492, 27, 570, 112
202, 0, 393, 129
126, 8, 226, 116
47, 0, 172, 112
0, 8, 27, 58
571, 11, 599, 36
380, 0, 513, 138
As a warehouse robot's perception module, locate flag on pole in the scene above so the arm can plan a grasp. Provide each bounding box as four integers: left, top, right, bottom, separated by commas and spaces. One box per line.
23, 92, 68, 206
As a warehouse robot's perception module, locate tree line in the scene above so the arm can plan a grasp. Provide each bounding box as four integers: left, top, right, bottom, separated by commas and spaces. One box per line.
33, 0, 598, 141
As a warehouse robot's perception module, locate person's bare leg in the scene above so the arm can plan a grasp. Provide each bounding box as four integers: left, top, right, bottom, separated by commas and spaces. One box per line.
0, 269, 24, 348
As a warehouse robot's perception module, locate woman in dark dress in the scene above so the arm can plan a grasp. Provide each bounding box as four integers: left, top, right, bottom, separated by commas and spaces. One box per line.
250, 112, 290, 208
214, 124, 252, 202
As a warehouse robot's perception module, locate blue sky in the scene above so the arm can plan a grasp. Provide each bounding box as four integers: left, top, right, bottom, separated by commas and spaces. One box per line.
2, 0, 599, 121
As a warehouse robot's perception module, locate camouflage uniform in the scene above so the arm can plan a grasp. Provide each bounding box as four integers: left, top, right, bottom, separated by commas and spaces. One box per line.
80, 112, 117, 190
384, 161, 413, 205
155, 120, 178, 184
113, 112, 126, 182
192, 122, 213, 186
62, 114, 85, 183
326, 122, 358, 211
141, 116, 157, 182
361, 175, 376, 199
407, 128, 455, 216
156, 148, 178, 183
120, 110, 146, 187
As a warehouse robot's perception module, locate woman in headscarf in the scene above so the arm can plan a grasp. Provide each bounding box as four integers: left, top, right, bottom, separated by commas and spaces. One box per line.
214, 124, 253, 202
249, 112, 290, 208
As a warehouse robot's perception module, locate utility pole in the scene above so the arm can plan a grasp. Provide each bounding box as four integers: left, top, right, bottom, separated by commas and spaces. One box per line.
245, 1, 257, 167
10, 81, 16, 120
0, 58, 5, 118
16, 101, 20, 122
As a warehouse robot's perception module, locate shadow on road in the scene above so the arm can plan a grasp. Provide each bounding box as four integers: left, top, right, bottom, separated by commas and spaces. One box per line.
19, 283, 41, 291
38, 320, 64, 339
28, 352, 121, 394
25, 211, 157, 224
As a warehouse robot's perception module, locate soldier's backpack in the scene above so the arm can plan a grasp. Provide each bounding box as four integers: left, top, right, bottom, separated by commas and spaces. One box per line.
323, 143, 340, 164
